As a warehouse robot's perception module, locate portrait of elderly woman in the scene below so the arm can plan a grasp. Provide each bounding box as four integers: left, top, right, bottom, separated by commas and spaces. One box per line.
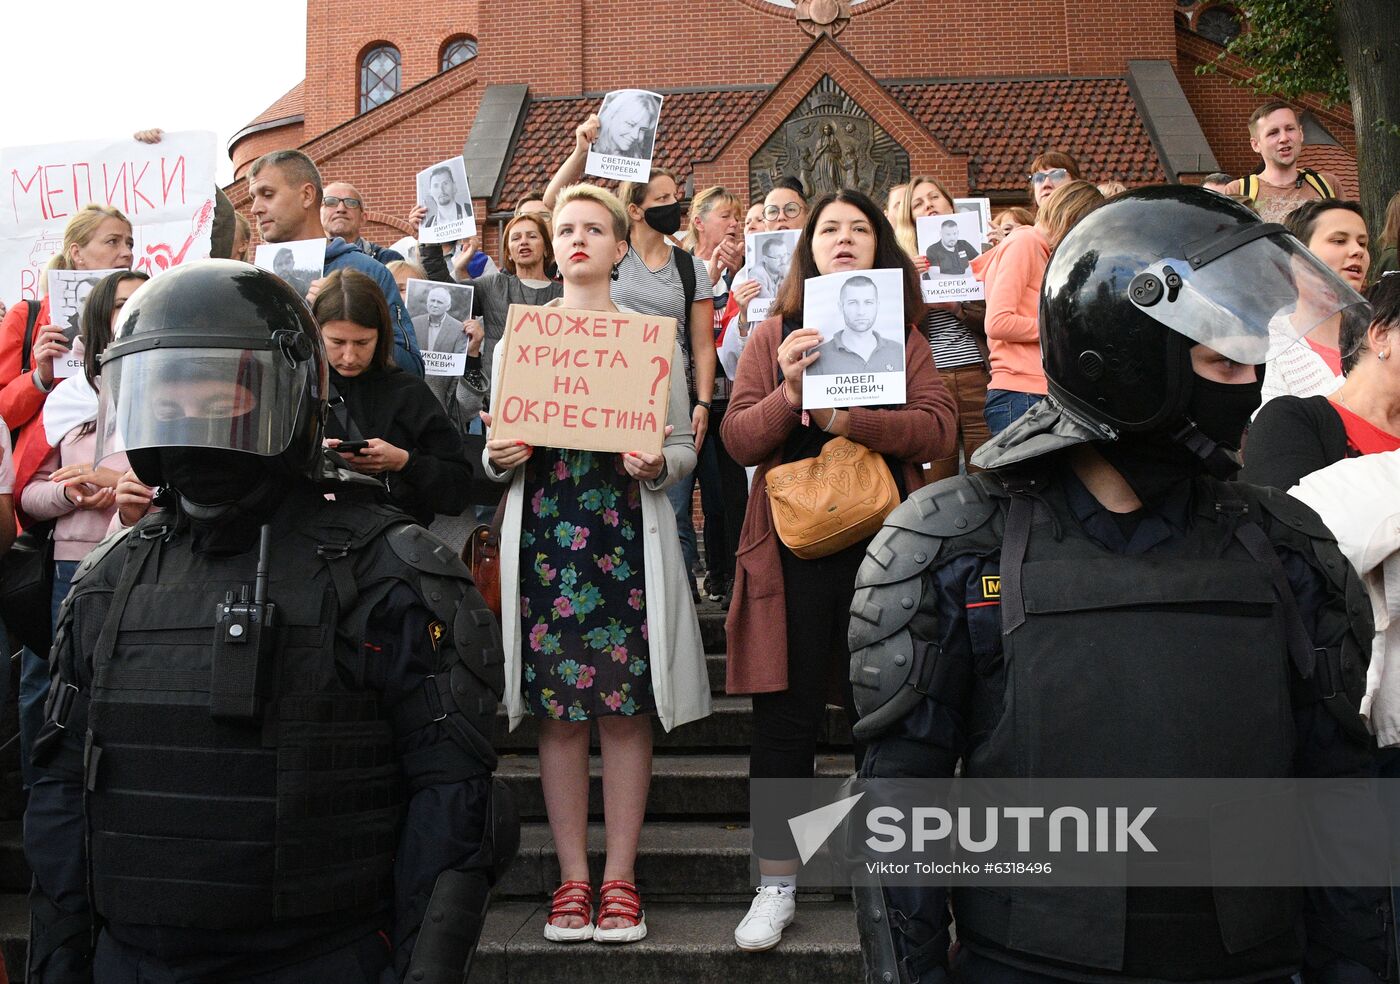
595, 89, 663, 159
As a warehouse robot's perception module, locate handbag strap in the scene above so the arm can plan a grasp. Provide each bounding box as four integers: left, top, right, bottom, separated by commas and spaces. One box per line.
21, 300, 41, 375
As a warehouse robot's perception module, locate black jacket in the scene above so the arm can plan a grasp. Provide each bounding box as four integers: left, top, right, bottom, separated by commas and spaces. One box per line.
327, 365, 472, 525
1241, 394, 1349, 491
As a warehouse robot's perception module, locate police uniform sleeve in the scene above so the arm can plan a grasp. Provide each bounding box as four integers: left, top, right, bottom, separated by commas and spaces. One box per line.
365, 529, 516, 984
847, 479, 998, 984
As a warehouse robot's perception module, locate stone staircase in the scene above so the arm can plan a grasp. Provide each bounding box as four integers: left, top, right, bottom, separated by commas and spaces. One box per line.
0, 605, 865, 981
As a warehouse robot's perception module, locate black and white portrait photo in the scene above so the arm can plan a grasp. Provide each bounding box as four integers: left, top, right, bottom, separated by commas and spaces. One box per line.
802, 267, 907, 409
916, 211, 985, 303
954, 196, 993, 250
586, 88, 664, 183
743, 228, 800, 322
405, 277, 475, 375
254, 238, 324, 301
416, 157, 477, 244
48, 267, 122, 377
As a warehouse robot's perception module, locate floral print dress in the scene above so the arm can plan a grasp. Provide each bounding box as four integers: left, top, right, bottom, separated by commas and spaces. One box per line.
520, 448, 656, 721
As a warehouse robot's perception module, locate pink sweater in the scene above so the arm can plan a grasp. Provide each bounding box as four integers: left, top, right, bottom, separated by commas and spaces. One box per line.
20, 425, 126, 563
971, 225, 1050, 395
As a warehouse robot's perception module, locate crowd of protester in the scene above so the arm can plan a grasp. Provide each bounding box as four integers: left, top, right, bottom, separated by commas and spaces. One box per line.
0, 94, 1396, 959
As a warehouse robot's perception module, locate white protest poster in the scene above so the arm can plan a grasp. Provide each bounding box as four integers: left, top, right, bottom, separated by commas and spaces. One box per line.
416, 158, 476, 244
802, 268, 906, 409
586, 89, 664, 184
404, 278, 475, 375
48, 267, 123, 377
0, 131, 216, 304
954, 197, 993, 246
254, 239, 324, 300
917, 212, 985, 304
743, 229, 799, 323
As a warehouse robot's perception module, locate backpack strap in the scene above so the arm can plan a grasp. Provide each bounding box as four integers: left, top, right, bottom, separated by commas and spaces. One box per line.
1242, 174, 1259, 202
1301, 168, 1334, 199
21, 300, 41, 375
671, 246, 697, 333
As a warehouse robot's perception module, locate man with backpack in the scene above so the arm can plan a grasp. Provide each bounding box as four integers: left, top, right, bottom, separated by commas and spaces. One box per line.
1232, 101, 1340, 223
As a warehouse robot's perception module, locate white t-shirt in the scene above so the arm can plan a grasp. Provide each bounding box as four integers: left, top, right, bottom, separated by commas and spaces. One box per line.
0, 419, 13, 494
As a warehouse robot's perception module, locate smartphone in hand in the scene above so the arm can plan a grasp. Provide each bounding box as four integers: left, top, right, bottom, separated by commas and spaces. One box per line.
336, 440, 370, 454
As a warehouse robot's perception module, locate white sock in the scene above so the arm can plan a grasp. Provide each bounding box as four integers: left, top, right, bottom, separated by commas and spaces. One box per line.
759, 874, 797, 896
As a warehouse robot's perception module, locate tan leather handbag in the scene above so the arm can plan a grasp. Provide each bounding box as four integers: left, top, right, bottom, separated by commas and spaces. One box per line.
765, 436, 899, 560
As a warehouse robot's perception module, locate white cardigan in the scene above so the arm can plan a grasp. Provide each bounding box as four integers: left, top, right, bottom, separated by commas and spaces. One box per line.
1289, 450, 1400, 746
483, 321, 711, 733
1258, 314, 1342, 413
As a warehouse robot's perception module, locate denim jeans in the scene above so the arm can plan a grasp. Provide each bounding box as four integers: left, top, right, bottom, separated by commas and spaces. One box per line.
983, 388, 1044, 436
665, 469, 700, 576
21, 559, 80, 787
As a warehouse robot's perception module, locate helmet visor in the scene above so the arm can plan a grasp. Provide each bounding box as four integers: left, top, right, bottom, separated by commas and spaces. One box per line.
1130, 233, 1369, 365
96, 348, 307, 463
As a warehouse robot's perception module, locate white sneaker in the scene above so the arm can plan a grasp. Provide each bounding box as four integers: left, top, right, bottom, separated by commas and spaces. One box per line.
734, 886, 796, 951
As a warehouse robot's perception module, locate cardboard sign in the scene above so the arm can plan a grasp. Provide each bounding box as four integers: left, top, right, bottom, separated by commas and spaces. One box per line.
0, 131, 216, 302
491, 304, 678, 455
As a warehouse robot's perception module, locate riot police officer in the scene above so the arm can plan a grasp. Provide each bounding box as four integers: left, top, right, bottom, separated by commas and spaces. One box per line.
849, 186, 1389, 982
24, 261, 517, 983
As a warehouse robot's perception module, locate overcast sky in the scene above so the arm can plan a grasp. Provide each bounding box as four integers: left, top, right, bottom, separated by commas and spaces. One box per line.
4, 1, 307, 186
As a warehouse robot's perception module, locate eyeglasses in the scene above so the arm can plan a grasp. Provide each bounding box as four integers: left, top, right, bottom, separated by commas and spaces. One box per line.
763, 202, 805, 220
1029, 168, 1068, 186
322, 196, 363, 209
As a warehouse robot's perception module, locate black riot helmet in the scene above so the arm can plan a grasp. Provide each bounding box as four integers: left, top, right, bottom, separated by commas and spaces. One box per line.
975, 185, 1367, 476
95, 260, 327, 490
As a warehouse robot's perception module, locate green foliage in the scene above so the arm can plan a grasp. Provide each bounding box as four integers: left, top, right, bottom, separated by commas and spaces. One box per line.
1195, 0, 1349, 106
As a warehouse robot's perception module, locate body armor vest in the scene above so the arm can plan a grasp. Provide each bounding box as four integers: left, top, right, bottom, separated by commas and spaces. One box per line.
83, 498, 411, 931
953, 478, 1308, 979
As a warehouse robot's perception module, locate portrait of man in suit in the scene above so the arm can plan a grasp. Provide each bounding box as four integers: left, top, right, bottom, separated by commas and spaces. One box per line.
411, 285, 467, 353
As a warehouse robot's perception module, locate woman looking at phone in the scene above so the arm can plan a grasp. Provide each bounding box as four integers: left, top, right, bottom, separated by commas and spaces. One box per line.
312, 269, 471, 525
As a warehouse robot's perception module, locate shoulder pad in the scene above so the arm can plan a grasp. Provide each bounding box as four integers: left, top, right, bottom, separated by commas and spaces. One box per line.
71, 525, 134, 586
1248, 484, 1337, 542
385, 523, 472, 581
849, 575, 924, 650
855, 476, 996, 589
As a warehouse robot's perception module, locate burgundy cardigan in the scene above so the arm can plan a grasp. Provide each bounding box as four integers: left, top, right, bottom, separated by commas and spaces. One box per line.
720, 315, 957, 695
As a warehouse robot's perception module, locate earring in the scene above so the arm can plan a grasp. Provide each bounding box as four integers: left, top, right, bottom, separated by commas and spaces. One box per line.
1381, 350, 1391, 361
610, 263, 621, 282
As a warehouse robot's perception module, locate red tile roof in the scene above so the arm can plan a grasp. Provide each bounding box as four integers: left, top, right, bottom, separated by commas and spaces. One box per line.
496, 78, 1166, 209
888, 78, 1166, 191
497, 90, 769, 211
1298, 145, 1360, 201
247, 82, 306, 128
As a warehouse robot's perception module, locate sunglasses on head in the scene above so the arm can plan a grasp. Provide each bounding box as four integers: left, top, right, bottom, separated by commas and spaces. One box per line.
322, 196, 363, 209
1029, 168, 1069, 186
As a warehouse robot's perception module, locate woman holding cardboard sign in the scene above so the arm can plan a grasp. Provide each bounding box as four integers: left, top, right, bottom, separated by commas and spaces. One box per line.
482, 184, 706, 946
721, 188, 955, 953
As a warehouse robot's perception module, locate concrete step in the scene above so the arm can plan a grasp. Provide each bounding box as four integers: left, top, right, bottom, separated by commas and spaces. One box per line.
697, 607, 727, 654
497, 821, 751, 900
0, 824, 26, 895
0, 891, 25, 981
706, 652, 726, 694
496, 753, 856, 821
473, 899, 861, 983
494, 697, 853, 752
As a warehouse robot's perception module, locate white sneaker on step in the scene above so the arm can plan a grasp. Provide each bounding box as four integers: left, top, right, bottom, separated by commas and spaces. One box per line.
734, 886, 796, 951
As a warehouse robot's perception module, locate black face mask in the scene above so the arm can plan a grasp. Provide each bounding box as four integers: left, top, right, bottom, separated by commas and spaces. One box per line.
643, 202, 683, 237
1097, 373, 1265, 504
159, 447, 273, 509
1186, 374, 1263, 453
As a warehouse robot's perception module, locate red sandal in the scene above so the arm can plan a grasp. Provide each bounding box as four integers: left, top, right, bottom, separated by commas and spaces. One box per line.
543, 880, 594, 942
593, 879, 647, 943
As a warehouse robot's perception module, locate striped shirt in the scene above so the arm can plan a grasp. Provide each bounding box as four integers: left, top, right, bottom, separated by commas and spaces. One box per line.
924, 307, 984, 370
